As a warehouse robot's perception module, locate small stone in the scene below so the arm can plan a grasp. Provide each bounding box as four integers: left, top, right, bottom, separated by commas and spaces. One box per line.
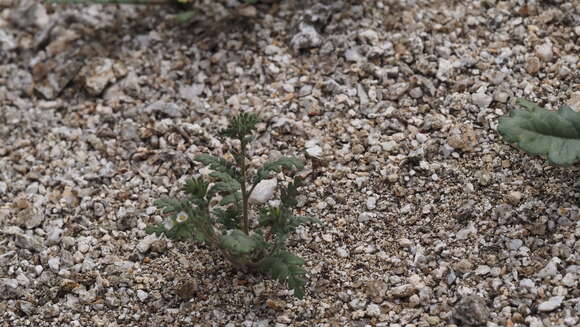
298, 84, 312, 97
366, 197, 377, 210
365, 280, 388, 302
398, 238, 413, 248
453, 259, 473, 273
536, 259, 558, 278
526, 317, 544, 327
358, 212, 372, 223
144, 101, 184, 118
80, 57, 122, 96
426, 316, 441, 326
136, 290, 149, 302
306, 145, 323, 158
507, 191, 522, 205
290, 23, 321, 51
456, 222, 476, 240
382, 141, 398, 152
179, 84, 204, 101
48, 257, 60, 272
538, 296, 564, 312
519, 279, 535, 289
46, 226, 63, 245
390, 284, 416, 298
453, 295, 490, 326
237, 5, 257, 17
17, 301, 34, 316
249, 178, 277, 204
535, 43, 553, 62
0, 182, 6, 194
336, 247, 349, 258
81, 257, 95, 273
366, 303, 381, 317
507, 239, 523, 250
264, 45, 281, 56
16, 208, 43, 229
472, 92, 493, 108
253, 282, 265, 297
475, 265, 490, 275
409, 87, 423, 99
525, 56, 541, 75
150, 240, 167, 254
137, 234, 158, 253
174, 280, 198, 300
385, 82, 410, 100
345, 47, 363, 62
14, 234, 43, 251
358, 30, 379, 45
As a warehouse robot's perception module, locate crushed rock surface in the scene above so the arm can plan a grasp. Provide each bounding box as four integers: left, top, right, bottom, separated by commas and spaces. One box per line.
0, 0, 579, 326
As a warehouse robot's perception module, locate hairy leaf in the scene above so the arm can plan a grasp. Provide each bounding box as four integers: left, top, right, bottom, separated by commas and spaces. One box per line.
498, 99, 580, 165
220, 192, 241, 206
195, 154, 239, 179
209, 171, 241, 193
253, 157, 304, 185
221, 112, 260, 140
154, 198, 183, 214
260, 251, 307, 299
183, 178, 209, 199
280, 176, 302, 209
214, 206, 241, 230
145, 215, 195, 241
220, 230, 258, 255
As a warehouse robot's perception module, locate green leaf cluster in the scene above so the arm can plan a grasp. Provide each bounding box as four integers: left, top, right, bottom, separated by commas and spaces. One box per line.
498, 98, 580, 166
146, 112, 321, 298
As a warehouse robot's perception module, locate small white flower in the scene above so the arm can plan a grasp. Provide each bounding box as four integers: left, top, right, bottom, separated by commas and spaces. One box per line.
163, 219, 174, 230
176, 211, 188, 223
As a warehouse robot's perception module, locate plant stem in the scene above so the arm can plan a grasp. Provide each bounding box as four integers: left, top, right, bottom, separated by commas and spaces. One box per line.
240, 138, 249, 235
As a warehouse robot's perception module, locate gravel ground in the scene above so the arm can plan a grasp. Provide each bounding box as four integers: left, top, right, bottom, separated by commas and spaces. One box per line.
1, 0, 579, 326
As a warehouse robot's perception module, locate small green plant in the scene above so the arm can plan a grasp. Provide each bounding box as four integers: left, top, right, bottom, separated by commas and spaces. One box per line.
146, 113, 320, 298
498, 98, 580, 166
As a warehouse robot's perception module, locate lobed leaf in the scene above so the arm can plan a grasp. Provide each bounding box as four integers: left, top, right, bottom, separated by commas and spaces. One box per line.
195, 154, 239, 179
221, 112, 260, 140
498, 99, 580, 165
183, 178, 209, 200
220, 230, 258, 255
253, 157, 304, 185
260, 251, 307, 299
154, 198, 183, 214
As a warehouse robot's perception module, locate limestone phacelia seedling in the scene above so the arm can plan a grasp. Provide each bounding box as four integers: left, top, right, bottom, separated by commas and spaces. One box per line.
146, 112, 320, 298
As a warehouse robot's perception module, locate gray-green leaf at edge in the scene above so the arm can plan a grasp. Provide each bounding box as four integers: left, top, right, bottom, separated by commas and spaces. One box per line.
220, 230, 258, 255
498, 99, 580, 166
253, 157, 304, 185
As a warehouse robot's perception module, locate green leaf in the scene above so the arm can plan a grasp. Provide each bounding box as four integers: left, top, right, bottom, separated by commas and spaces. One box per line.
219, 192, 240, 206
221, 113, 260, 140
154, 198, 183, 214
220, 230, 258, 255
259, 251, 307, 299
195, 154, 239, 180
253, 157, 304, 185
280, 176, 302, 209
288, 215, 322, 229
175, 10, 197, 23
209, 171, 241, 193
145, 215, 195, 241
498, 99, 580, 165
183, 178, 209, 199
214, 206, 241, 230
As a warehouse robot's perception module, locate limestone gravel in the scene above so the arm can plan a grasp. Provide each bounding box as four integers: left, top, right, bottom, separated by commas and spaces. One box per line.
0, 0, 579, 326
